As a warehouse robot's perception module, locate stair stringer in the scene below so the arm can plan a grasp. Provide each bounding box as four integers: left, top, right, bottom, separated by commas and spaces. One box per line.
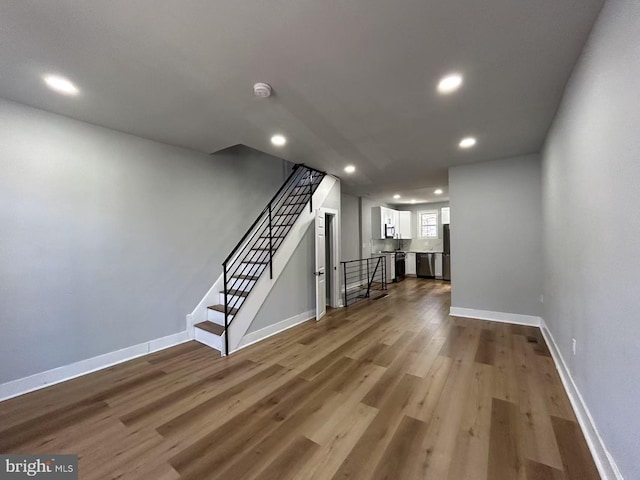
226, 175, 336, 353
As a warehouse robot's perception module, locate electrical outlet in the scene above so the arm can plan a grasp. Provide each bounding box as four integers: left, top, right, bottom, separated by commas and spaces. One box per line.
540, 294, 544, 303
572, 338, 577, 356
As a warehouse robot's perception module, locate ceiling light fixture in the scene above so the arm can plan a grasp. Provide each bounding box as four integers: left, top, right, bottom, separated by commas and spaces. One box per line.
43, 74, 79, 96
271, 134, 286, 146
434, 189, 443, 195
437, 73, 463, 94
344, 165, 356, 174
393, 194, 401, 199
459, 137, 477, 149
411, 199, 416, 204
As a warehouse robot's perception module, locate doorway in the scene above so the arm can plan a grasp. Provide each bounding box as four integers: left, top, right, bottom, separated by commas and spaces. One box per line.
315, 207, 340, 320
325, 213, 333, 305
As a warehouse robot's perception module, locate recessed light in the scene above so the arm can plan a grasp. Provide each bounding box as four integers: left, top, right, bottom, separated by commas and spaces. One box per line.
393, 194, 401, 199
459, 137, 477, 149
437, 73, 463, 94
434, 189, 443, 195
271, 134, 286, 146
43, 74, 79, 96
344, 165, 356, 173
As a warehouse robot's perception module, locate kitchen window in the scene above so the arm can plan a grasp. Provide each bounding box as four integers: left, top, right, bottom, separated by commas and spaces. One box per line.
418, 211, 438, 238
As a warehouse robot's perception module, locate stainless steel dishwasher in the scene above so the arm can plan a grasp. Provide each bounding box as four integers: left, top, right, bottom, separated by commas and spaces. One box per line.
416, 253, 436, 278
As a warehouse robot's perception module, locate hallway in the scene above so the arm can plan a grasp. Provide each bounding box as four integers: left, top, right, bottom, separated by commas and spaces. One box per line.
0, 278, 598, 479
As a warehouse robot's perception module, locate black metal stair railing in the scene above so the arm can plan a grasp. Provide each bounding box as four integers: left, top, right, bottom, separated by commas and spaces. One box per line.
221, 164, 326, 353
341, 256, 387, 307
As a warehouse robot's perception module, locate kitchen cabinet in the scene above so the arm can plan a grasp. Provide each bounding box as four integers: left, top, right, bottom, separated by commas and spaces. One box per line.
405, 252, 416, 276
371, 206, 399, 239
435, 253, 443, 278
398, 211, 412, 239
441, 207, 451, 225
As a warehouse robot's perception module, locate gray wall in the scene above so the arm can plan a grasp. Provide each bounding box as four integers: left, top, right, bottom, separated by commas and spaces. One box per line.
248, 180, 341, 333
340, 193, 360, 261
542, 0, 640, 476
449, 154, 542, 316
247, 226, 315, 333
0, 99, 288, 384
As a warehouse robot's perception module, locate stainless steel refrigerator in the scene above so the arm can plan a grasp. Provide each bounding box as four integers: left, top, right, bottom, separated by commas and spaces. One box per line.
443, 224, 451, 281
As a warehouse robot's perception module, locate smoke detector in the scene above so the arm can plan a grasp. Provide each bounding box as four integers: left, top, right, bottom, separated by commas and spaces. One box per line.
253, 83, 272, 98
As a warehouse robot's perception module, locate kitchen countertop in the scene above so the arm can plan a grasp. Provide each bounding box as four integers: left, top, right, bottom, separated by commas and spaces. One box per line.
376, 250, 443, 254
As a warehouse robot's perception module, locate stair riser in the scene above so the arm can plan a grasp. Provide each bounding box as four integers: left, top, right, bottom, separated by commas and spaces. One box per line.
290, 186, 310, 196
277, 206, 304, 218
207, 308, 234, 325
256, 225, 289, 237
218, 293, 246, 308
256, 238, 284, 250
227, 278, 257, 291
236, 263, 267, 277
246, 250, 272, 263
194, 327, 223, 352
271, 217, 298, 228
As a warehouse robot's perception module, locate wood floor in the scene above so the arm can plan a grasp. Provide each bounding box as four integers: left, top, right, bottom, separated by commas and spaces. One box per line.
0, 278, 599, 480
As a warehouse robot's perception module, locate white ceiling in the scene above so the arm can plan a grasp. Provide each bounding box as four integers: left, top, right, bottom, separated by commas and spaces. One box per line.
0, 0, 603, 202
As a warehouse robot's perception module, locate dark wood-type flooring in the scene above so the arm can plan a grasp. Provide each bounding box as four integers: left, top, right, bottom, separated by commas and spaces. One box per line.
0, 278, 600, 479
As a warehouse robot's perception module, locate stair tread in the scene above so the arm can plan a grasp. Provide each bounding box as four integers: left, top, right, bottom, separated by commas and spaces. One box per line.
223, 289, 249, 297
194, 321, 225, 336
232, 274, 260, 280
208, 304, 239, 315
240, 260, 269, 264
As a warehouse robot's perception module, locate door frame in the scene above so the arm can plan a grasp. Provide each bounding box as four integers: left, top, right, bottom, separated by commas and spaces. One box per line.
316, 207, 340, 310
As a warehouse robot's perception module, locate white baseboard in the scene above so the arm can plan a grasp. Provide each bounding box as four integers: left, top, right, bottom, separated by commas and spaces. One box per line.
233, 309, 315, 353
539, 319, 623, 480
449, 306, 542, 327
0, 330, 191, 402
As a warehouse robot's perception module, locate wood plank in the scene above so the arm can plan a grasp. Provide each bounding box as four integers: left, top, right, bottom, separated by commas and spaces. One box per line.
525, 459, 567, 480
194, 321, 225, 336
551, 416, 600, 480
487, 398, 526, 480
0, 279, 598, 480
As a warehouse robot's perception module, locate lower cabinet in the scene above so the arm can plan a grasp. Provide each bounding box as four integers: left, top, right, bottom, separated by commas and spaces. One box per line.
435, 253, 443, 278
405, 252, 417, 276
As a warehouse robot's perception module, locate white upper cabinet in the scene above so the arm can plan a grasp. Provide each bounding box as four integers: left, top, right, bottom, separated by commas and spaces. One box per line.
372, 206, 407, 239
372, 206, 395, 239
441, 207, 451, 225
398, 211, 412, 239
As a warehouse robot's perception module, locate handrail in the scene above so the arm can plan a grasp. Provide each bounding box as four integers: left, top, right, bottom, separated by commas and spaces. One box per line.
222, 164, 302, 267
341, 256, 387, 307
221, 163, 326, 354
366, 256, 382, 296
341, 256, 385, 264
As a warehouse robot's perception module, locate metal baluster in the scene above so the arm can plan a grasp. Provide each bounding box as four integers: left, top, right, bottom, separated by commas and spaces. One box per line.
268, 203, 273, 279
223, 264, 229, 355
343, 262, 348, 307
309, 171, 313, 212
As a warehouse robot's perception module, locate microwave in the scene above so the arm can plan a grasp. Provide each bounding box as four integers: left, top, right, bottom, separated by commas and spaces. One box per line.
385, 224, 396, 238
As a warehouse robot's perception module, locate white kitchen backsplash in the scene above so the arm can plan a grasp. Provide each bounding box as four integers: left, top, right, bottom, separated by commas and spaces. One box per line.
372, 238, 443, 253
404, 238, 444, 252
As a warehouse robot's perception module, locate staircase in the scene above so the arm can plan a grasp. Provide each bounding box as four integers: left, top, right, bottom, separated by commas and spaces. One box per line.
194, 164, 326, 354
